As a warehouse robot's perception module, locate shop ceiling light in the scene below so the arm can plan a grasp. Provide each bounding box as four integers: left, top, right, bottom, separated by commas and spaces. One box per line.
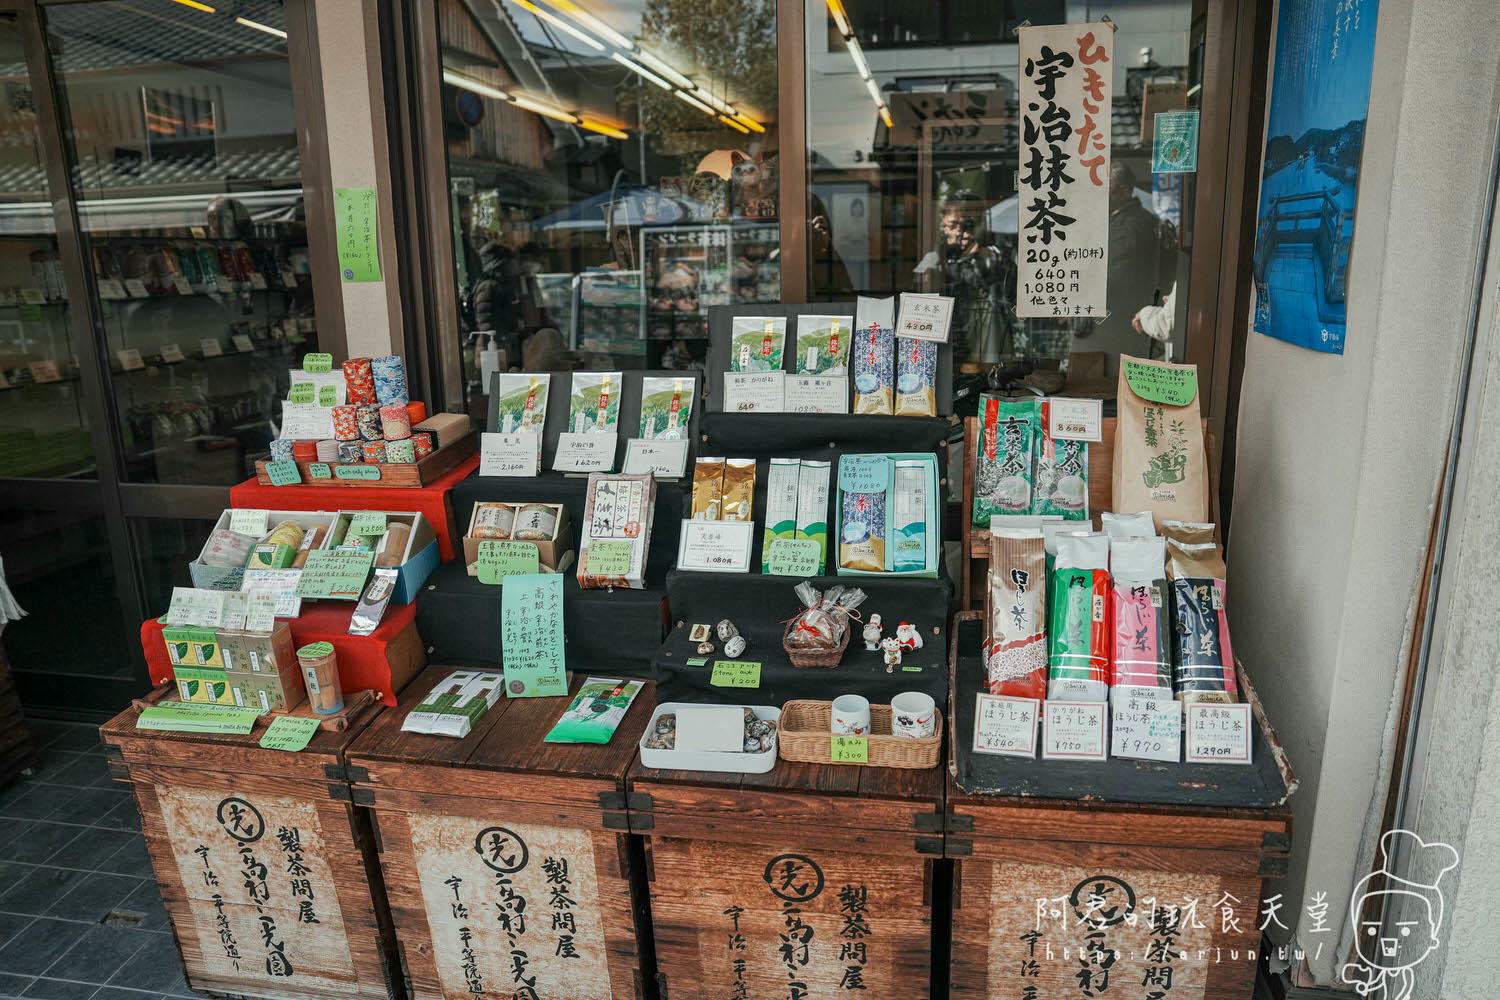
845, 36, 871, 81
826, 0, 852, 37
673, 90, 715, 116
611, 52, 671, 90
510, 0, 604, 51
718, 115, 750, 134
536, 0, 634, 51
510, 94, 580, 124
692, 87, 738, 117
878, 104, 893, 127
731, 113, 766, 133
234, 16, 287, 39
170, 0, 215, 10
633, 47, 695, 91
579, 118, 629, 139
442, 69, 511, 102
864, 76, 884, 107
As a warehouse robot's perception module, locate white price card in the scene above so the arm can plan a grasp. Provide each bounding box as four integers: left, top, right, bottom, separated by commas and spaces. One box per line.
172, 276, 193, 296
97, 278, 126, 300
164, 587, 226, 628
160, 343, 185, 363
244, 591, 279, 632
1185, 703, 1254, 764
214, 275, 234, 293
278, 402, 335, 441
1042, 701, 1108, 761
116, 348, 145, 371
722, 372, 785, 413
623, 437, 689, 479
227, 509, 270, 536
676, 519, 754, 573
552, 431, 615, 473
479, 430, 540, 477
241, 568, 304, 619
220, 592, 249, 631
124, 278, 150, 299
895, 292, 954, 343
675, 705, 745, 752
1048, 397, 1104, 442
1110, 688, 1182, 762
200, 337, 223, 358
784, 374, 848, 414
973, 694, 1040, 758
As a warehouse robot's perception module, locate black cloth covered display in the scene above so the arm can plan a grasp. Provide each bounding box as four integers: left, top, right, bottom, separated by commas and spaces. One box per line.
950, 617, 1290, 807
653, 569, 950, 707
415, 560, 666, 673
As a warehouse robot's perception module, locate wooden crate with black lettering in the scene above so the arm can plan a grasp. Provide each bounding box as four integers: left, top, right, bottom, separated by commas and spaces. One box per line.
344, 667, 658, 1000
628, 757, 945, 1000
945, 612, 1297, 1000
99, 691, 400, 1000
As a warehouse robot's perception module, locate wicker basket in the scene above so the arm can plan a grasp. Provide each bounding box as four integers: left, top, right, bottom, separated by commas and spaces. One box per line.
782, 621, 850, 669
776, 700, 943, 769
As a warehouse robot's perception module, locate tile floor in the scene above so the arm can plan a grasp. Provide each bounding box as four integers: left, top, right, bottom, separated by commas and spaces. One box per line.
0, 720, 216, 1000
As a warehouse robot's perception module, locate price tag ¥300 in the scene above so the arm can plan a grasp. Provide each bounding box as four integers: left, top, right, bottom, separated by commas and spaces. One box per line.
831, 736, 868, 764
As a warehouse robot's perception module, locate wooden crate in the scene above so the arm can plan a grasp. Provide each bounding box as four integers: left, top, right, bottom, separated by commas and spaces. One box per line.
960, 416, 1217, 608
944, 612, 1296, 1000
100, 691, 401, 1000
345, 668, 658, 1000
628, 756, 945, 1000
254, 432, 477, 488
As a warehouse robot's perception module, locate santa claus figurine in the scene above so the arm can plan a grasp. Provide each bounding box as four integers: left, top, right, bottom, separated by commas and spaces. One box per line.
862, 613, 884, 651
895, 622, 923, 653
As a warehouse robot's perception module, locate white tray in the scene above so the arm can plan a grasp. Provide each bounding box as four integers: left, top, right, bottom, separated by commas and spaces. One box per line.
638, 702, 781, 773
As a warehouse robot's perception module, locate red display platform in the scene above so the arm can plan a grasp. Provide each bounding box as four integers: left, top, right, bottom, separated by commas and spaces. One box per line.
142, 601, 426, 707
228, 453, 478, 560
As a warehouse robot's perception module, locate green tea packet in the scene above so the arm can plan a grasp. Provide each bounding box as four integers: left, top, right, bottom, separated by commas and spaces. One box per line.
972, 394, 1038, 527
568, 371, 622, 433
730, 317, 787, 372
544, 677, 646, 744
400, 670, 503, 738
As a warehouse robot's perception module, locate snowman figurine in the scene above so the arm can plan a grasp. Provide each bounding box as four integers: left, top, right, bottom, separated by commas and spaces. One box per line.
862, 613, 884, 651
880, 636, 903, 671
895, 622, 923, 653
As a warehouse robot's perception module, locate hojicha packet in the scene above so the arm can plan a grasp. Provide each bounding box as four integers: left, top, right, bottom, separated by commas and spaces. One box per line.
1114, 356, 1209, 529
1161, 520, 1216, 544
721, 459, 757, 521
1110, 535, 1171, 692
1168, 539, 1240, 704
852, 296, 895, 415
984, 527, 1048, 700
691, 458, 725, 520
1047, 532, 1111, 701
972, 394, 1038, 526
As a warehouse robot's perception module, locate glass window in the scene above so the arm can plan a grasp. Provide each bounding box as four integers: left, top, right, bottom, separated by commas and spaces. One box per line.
44, 1, 319, 485
0, 14, 93, 478
807, 1, 1195, 400
435, 0, 779, 417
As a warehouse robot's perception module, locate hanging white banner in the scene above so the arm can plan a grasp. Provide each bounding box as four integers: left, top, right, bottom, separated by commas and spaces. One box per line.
1016, 23, 1113, 318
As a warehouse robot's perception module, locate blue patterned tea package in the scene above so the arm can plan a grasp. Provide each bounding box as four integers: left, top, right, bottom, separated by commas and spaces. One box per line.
839, 490, 887, 572
894, 336, 938, 416
852, 296, 895, 415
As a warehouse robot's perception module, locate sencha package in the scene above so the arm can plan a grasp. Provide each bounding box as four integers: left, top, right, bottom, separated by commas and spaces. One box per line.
400, 670, 503, 738
492, 373, 550, 433
568, 371, 622, 433
795, 314, 853, 374
544, 677, 645, 743
730, 316, 787, 372
638, 376, 694, 439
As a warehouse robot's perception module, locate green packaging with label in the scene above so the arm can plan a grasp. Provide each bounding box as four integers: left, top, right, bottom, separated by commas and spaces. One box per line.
761, 458, 801, 572
794, 459, 831, 574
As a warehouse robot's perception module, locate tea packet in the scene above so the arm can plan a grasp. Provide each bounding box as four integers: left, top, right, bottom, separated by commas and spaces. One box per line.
852, 296, 895, 414
1114, 356, 1209, 529
400, 670, 504, 738
1110, 536, 1171, 692
1047, 532, 1111, 702
568, 371, 622, 433
984, 528, 1048, 700
1031, 400, 1088, 519
544, 677, 646, 744
1168, 540, 1240, 704
839, 489, 886, 572
639, 376, 694, 439
795, 460, 831, 574
730, 317, 786, 372
891, 459, 928, 572
762, 458, 801, 572
895, 336, 938, 417
692, 458, 725, 520
973, 394, 1037, 526
722, 459, 756, 521
795, 314, 853, 374
493, 373, 550, 434
1161, 520, 1216, 545
1102, 511, 1156, 539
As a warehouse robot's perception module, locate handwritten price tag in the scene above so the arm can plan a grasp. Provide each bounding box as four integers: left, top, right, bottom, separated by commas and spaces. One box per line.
973, 694, 1040, 758
1042, 701, 1108, 761
830, 736, 868, 764
265, 461, 301, 486
347, 512, 388, 536
308, 463, 332, 479
476, 540, 540, 584
765, 538, 822, 577
259, 715, 321, 753
335, 465, 381, 480
552, 432, 615, 473
839, 454, 889, 494
1185, 703, 1253, 764
1048, 397, 1103, 442
677, 520, 753, 573
302, 353, 333, 373
709, 660, 761, 688
480, 431, 540, 477
895, 292, 953, 343
584, 540, 633, 577
1111, 689, 1182, 762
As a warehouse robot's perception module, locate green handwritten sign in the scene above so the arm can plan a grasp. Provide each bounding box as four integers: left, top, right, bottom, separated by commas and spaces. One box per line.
296, 641, 335, 658
477, 540, 540, 585
259, 715, 321, 752
347, 512, 388, 536
335, 464, 381, 481
288, 384, 316, 404
686, 657, 708, 667
500, 574, 567, 697
308, 463, 332, 480
831, 736, 868, 764
334, 188, 381, 282
584, 540, 632, 577
302, 352, 334, 373
318, 384, 338, 406
295, 551, 374, 600
136, 702, 257, 735
709, 660, 761, 689
765, 538, 822, 577
266, 461, 301, 486
1123, 358, 1198, 406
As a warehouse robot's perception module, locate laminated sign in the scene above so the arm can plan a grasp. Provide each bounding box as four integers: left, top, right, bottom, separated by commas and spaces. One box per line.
1016, 23, 1113, 318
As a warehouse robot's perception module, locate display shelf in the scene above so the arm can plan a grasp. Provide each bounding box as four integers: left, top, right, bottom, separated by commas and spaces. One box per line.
252, 432, 477, 490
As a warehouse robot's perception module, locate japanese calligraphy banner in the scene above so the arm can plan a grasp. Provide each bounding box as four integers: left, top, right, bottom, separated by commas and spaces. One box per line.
1016, 23, 1114, 318
1252, 0, 1378, 353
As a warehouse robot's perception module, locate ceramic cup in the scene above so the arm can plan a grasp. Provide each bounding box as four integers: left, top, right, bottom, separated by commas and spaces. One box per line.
890, 691, 936, 739
830, 694, 871, 737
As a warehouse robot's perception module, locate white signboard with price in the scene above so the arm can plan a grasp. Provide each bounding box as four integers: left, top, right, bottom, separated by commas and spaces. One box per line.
973, 694, 1040, 758
1042, 701, 1108, 761
676, 519, 754, 573
1185, 703, 1253, 764
479, 431, 540, 477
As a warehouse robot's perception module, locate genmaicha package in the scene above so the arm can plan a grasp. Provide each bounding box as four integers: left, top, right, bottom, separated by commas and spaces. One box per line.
1114, 356, 1209, 529
1168, 539, 1240, 704
895, 337, 938, 417
984, 528, 1048, 700
544, 677, 645, 743
1047, 532, 1111, 701
1110, 535, 1171, 692
730, 316, 786, 372
852, 296, 895, 414
973, 394, 1037, 526
1031, 399, 1088, 519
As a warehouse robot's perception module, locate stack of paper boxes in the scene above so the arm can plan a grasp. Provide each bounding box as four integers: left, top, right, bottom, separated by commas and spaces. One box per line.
163, 620, 306, 715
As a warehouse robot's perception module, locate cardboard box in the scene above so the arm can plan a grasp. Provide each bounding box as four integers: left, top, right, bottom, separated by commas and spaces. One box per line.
462, 502, 573, 574
162, 625, 228, 670
323, 511, 439, 604
189, 510, 337, 591
219, 621, 296, 677
173, 666, 235, 705
414, 412, 472, 449
227, 659, 306, 715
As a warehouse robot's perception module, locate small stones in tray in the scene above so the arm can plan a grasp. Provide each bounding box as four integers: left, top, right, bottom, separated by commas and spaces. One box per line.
644, 707, 778, 754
